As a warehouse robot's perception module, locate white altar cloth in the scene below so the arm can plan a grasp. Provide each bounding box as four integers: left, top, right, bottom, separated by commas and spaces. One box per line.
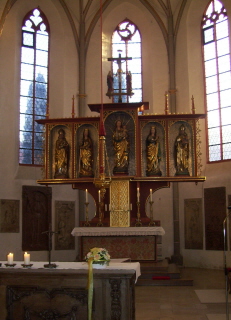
71, 226, 165, 237
0, 261, 141, 282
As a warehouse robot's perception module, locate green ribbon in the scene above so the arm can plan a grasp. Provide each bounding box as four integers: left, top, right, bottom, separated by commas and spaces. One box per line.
87, 258, 94, 320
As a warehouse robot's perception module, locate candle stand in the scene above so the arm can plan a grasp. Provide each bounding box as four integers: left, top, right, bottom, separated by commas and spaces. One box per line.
149, 200, 155, 226
135, 201, 142, 227
97, 201, 104, 227
83, 202, 91, 227
42, 224, 59, 268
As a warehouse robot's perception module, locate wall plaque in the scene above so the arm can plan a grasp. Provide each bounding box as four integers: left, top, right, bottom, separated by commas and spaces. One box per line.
184, 198, 203, 249
204, 187, 226, 250
0, 199, 19, 233
22, 186, 52, 251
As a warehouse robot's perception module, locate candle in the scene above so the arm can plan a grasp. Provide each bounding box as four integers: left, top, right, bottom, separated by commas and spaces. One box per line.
7, 253, 13, 265
137, 188, 140, 201
24, 252, 30, 265
130, 203, 132, 210
105, 204, 107, 211
86, 189, 88, 203
98, 190, 101, 202
150, 189, 153, 202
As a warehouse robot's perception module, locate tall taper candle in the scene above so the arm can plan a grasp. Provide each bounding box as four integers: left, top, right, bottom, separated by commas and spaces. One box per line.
150, 189, 152, 202
86, 189, 88, 202
137, 188, 140, 201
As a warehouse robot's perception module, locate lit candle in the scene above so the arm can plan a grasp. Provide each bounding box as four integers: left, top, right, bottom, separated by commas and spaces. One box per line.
137, 188, 140, 202
7, 253, 13, 265
24, 252, 30, 265
98, 190, 101, 202
150, 189, 153, 202
86, 189, 88, 203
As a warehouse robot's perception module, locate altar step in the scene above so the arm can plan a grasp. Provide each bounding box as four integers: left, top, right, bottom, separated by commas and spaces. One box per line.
136, 259, 193, 286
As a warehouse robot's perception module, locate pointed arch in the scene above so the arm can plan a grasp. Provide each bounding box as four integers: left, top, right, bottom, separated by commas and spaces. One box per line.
202, 0, 231, 162
19, 8, 50, 165
110, 19, 142, 103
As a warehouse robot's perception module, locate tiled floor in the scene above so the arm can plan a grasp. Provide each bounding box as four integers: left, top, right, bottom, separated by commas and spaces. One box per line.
136, 267, 230, 320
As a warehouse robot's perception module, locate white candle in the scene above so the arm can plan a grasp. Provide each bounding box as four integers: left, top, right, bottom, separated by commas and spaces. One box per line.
7, 253, 13, 265
137, 188, 140, 201
150, 189, 153, 202
98, 190, 101, 202
24, 252, 30, 265
86, 189, 88, 202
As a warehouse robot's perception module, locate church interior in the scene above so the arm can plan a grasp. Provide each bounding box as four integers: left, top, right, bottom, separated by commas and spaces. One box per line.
0, 0, 231, 319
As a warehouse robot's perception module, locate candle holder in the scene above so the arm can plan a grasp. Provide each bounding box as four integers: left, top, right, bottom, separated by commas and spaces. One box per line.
21, 264, 33, 268
135, 201, 142, 227
83, 202, 91, 227
148, 200, 155, 226
97, 201, 104, 227
5, 263, 16, 267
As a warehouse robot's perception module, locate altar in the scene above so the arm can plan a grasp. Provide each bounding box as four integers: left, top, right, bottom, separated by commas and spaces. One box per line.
0, 261, 140, 320
72, 226, 165, 261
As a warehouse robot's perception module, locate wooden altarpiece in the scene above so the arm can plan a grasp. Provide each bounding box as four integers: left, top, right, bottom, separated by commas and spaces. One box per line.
37, 101, 206, 228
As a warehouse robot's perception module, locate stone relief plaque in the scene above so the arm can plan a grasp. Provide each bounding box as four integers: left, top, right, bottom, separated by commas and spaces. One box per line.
0, 199, 19, 233
184, 198, 203, 249
55, 201, 75, 250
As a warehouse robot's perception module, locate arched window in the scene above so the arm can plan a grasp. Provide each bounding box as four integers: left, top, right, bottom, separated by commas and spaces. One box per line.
19, 8, 49, 165
111, 20, 142, 103
202, 0, 231, 162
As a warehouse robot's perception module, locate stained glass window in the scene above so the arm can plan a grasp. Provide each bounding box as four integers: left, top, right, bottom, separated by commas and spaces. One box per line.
202, 0, 231, 162
19, 8, 49, 165
111, 20, 142, 103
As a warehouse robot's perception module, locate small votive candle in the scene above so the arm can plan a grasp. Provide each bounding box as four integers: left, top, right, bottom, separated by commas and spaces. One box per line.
24, 252, 30, 265
7, 253, 14, 265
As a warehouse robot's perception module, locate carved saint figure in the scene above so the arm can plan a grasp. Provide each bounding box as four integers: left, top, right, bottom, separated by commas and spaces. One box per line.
112, 120, 129, 174
106, 71, 114, 98
146, 125, 162, 176
54, 128, 69, 179
79, 128, 94, 177
174, 124, 190, 176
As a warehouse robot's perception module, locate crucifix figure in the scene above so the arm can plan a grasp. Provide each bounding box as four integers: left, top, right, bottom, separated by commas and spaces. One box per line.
107, 50, 133, 102
42, 223, 59, 268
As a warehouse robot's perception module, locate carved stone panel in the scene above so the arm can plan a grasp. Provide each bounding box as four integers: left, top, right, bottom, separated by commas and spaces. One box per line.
55, 201, 75, 250
6, 286, 88, 320
204, 187, 226, 250
0, 199, 19, 233
22, 186, 52, 251
184, 198, 203, 249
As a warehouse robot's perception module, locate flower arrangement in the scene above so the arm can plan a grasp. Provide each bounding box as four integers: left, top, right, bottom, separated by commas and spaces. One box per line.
85, 247, 110, 263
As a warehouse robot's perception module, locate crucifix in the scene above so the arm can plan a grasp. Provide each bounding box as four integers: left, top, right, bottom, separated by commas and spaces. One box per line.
42, 223, 59, 268
107, 50, 133, 102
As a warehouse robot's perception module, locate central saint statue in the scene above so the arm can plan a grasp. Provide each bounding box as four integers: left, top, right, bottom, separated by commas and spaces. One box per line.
112, 119, 129, 174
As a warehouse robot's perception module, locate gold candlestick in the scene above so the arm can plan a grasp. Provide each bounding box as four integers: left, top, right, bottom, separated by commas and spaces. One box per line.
83, 202, 91, 227
149, 200, 155, 226
135, 201, 142, 227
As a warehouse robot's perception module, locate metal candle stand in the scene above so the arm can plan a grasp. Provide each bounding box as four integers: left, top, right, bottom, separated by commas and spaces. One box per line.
97, 201, 104, 227
135, 201, 142, 227
42, 224, 59, 269
149, 200, 155, 226
83, 202, 91, 227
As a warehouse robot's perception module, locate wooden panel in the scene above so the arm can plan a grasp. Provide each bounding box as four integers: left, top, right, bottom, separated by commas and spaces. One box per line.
22, 186, 52, 251
204, 187, 226, 250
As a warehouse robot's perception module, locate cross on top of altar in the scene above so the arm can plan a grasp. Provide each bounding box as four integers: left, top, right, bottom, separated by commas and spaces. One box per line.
106, 50, 133, 102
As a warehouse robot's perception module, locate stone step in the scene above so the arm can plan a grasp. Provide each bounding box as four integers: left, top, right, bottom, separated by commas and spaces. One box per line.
136, 259, 193, 286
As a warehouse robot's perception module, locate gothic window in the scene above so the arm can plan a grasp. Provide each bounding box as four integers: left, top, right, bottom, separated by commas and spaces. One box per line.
202, 0, 231, 162
111, 20, 142, 103
19, 8, 49, 165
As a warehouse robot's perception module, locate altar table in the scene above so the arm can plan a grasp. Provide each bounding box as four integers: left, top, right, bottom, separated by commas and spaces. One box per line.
71, 226, 165, 261
0, 261, 140, 320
